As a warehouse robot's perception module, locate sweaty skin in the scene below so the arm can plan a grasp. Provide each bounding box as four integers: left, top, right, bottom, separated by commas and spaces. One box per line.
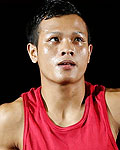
0, 14, 120, 150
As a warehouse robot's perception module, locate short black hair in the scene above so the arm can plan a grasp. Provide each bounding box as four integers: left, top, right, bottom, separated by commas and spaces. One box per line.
26, 0, 91, 47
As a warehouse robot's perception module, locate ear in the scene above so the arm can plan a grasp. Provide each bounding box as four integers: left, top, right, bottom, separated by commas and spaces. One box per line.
88, 44, 93, 63
27, 43, 38, 63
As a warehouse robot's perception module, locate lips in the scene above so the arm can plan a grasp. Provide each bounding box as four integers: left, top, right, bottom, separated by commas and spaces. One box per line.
58, 60, 76, 66
57, 60, 76, 70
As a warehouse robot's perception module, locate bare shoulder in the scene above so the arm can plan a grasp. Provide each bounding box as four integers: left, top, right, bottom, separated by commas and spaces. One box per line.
0, 97, 24, 125
105, 88, 120, 127
0, 97, 24, 150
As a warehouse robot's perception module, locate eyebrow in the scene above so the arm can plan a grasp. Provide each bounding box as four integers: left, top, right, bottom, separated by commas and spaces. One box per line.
46, 32, 62, 35
46, 31, 85, 36
72, 31, 85, 36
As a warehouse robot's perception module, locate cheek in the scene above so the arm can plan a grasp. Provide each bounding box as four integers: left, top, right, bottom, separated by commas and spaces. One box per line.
38, 42, 57, 55
81, 47, 88, 55
38, 45, 56, 69
77, 47, 89, 62
43, 47, 49, 54
76, 48, 89, 74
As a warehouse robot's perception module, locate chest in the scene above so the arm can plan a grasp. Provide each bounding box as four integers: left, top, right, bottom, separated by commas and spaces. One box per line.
23, 119, 115, 150
22, 106, 118, 150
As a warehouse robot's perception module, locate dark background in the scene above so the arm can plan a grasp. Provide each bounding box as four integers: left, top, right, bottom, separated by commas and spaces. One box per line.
0, 0, 120, 147
0, 0, 120, 101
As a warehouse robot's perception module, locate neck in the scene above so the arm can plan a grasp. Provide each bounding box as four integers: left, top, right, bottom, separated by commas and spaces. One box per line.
41, 76, 85, 115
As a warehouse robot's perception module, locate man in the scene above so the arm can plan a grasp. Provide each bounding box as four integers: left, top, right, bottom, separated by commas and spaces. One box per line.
0, 0, 120, 149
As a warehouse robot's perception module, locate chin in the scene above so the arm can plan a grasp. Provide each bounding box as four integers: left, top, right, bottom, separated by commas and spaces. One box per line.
54, 76, 79, 85
58, 80, 73, 85
41, 70, 84, 85
54, 73, 85, 85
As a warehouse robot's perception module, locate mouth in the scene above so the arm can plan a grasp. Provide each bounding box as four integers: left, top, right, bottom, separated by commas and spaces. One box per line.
58, 60, 76, 70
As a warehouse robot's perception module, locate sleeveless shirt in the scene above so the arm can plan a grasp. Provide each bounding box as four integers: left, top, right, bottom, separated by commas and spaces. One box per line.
21, 82, 118, 150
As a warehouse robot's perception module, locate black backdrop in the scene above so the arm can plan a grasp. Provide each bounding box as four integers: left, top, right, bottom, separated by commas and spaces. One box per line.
0, 0, 120, 147
0, 0, 120, 101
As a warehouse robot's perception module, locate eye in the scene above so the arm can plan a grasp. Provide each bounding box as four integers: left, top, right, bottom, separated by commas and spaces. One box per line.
74, 37, 84, 42
49, 37, 59, 42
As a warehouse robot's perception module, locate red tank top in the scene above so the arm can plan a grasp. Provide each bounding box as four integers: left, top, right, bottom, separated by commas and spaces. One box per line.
21, 82, 118, 150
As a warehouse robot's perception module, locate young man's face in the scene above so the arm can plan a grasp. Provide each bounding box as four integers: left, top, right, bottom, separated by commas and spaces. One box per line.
29, 14, 93, 84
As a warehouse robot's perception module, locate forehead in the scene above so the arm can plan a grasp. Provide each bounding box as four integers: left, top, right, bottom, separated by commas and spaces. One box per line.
39, 14, 88, 36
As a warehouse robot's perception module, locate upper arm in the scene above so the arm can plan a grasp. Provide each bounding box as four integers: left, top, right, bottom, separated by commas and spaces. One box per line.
0, 97, 24, 150
105, 88, 120, 128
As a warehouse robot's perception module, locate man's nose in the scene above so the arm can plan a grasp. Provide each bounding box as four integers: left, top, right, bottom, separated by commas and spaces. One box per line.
61, 50, 74, 56
59, 39, 75, 56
